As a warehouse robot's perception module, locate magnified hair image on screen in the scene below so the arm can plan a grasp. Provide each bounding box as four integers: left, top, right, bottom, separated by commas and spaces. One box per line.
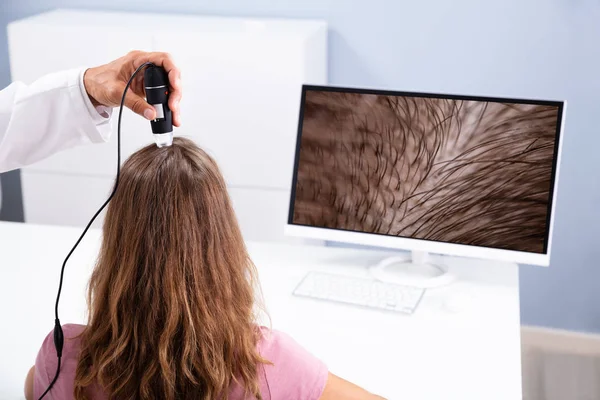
294, 92, 558, 254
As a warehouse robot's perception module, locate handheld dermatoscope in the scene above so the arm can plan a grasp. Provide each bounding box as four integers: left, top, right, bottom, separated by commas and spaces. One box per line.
145, 64, 174, 147
37, 63, 173, 399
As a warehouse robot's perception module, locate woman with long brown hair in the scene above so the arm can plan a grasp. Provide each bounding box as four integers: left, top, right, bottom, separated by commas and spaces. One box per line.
25, 137, 385, 399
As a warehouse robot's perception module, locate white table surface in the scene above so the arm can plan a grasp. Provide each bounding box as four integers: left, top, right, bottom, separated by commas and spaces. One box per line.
0, 221, 523, 399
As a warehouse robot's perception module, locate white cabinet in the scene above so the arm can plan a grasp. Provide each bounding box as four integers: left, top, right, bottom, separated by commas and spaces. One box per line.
7, 9, 327, 243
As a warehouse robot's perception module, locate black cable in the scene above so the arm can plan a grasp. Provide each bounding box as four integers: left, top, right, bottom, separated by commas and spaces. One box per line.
38, 61, 154, 400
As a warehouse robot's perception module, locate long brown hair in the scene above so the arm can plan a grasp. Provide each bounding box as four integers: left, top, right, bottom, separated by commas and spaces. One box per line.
74, 137, 268, 399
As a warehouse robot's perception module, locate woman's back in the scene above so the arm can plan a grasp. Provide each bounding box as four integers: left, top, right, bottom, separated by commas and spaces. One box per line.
27, 138, 385, 400
33, 324, 328, 399
66, 138, 268, 399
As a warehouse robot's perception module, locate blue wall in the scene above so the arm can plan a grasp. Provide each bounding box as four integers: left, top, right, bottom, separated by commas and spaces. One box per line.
2, 0, 600, 333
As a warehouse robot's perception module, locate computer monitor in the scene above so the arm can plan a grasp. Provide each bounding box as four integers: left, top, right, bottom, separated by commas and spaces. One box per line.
285, 85, 565, 287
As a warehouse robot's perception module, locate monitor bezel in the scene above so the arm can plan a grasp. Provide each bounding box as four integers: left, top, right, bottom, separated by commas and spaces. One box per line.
285, 84, 566, 267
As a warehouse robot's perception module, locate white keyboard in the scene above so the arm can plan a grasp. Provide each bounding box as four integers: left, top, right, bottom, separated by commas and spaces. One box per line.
293, 271, 426, 314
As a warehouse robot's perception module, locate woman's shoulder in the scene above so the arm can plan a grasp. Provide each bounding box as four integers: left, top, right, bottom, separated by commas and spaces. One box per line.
36, 323, 87, 371
34, 324, 88, 398
257, 327, 311, 357
256, 327, 328, 400
38, 323, 86, 352
44, 323, 86, 349
61, 323, 87, 337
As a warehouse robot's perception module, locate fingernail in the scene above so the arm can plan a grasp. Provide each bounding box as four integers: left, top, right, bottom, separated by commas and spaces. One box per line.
144, 109, 154, 120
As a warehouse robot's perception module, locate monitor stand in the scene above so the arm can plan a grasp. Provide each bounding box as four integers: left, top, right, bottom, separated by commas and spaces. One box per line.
368, 251, 455, 288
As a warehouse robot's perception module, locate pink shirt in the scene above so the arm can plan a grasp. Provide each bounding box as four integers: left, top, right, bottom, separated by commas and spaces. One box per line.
34, 324, 328, 399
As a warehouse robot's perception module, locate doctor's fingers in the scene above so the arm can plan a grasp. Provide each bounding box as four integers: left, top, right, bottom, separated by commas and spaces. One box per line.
129, 50, 181, 82
167, 70, 181, 127
122, 88, 156, 121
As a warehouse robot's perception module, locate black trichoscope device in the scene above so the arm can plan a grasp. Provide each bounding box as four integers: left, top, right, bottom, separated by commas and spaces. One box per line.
37, 63, 173, 399
145, 64, 174, 147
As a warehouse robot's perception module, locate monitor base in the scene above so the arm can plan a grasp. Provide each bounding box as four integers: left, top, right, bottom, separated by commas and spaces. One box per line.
369, 251, 455, 288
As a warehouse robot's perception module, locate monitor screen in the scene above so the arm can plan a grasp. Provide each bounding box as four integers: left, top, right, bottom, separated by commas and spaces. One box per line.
288, 85, 564, 258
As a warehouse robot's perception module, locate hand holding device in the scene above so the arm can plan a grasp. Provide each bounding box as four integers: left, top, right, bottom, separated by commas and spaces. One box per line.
83, 50, 182, 126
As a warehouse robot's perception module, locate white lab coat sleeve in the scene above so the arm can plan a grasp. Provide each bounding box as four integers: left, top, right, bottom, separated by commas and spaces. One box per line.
0, 67, 114, 173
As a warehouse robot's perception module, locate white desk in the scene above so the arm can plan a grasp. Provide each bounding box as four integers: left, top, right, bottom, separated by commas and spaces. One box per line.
0, 221, 523, 399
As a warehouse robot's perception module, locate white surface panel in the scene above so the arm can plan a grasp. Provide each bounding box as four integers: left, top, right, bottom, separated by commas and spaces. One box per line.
228, 186, 291, 243
21, 172, 113, 229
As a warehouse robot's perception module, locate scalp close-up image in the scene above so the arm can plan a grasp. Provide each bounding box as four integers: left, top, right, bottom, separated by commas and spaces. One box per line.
292, 90, 561, 254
